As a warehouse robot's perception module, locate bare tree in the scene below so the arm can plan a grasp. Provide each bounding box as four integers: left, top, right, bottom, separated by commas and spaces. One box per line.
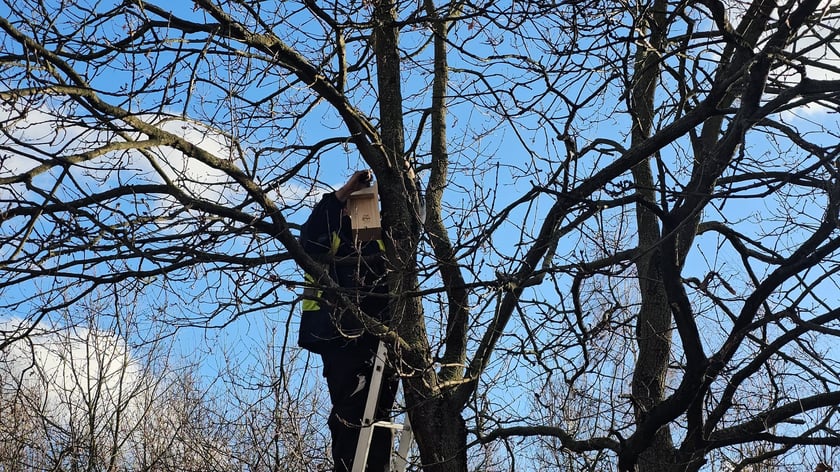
0, 293, 330, 472
2, 1, 840, 471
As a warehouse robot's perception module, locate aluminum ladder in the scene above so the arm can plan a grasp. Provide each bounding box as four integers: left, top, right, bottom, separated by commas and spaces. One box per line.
352, 341, 414, 472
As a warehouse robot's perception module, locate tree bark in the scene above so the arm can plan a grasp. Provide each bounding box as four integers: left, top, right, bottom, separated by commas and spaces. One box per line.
371, 1, 468, 469
629, 1, 675, 470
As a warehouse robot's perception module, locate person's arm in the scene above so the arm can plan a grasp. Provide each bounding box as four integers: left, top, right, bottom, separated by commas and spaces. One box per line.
334, 169, 373, 202
300, 170, 373, 254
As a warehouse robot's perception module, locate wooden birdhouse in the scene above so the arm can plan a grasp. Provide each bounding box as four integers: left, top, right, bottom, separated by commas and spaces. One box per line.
347, 181, 382, 241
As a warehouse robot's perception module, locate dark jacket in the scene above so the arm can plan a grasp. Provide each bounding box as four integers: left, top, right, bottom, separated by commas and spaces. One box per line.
298, 192, 389, 353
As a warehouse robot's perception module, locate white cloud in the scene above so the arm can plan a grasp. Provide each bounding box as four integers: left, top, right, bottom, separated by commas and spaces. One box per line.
0, 103, 315, 258
0, 104, 303, 208
144, 116, 240, 199
0, 316, 237, 469
714, 1, 840, 119
718, 0, 840, 82
0, 318, 142, 422
795, 2, 840, 81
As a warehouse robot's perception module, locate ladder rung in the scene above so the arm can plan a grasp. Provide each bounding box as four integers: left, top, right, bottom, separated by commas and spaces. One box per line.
369, 420, 410, 431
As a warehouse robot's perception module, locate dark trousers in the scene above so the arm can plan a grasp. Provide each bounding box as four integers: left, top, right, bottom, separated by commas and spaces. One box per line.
322, 343, 398, 472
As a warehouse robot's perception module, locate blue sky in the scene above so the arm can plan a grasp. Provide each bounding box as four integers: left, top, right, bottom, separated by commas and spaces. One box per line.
2, 1, 840, 469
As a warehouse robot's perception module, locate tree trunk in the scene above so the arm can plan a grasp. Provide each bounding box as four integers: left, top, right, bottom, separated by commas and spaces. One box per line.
404, 381, 468, 471
370, 1, 469, 470
629, 1, 676, 470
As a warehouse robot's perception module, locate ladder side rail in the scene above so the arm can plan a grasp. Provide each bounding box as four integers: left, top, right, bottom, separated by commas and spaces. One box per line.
393, 414, 413, 472
351, 341, 389, 472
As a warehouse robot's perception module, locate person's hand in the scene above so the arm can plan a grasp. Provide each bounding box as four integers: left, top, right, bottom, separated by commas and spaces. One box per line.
335, 170, 373, 201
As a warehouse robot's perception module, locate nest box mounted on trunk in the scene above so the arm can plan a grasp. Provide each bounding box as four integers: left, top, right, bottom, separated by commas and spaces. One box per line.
347, 181, 382, 242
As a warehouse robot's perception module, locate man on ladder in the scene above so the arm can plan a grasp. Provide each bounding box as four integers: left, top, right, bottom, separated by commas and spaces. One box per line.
298, 170, 404, 472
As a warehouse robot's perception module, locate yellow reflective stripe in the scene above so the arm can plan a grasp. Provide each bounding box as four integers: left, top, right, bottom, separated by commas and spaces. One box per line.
302, 233, 383, 312
302, 273, 322, 311
302, 298, 321, 311
330, 232, 341, 255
